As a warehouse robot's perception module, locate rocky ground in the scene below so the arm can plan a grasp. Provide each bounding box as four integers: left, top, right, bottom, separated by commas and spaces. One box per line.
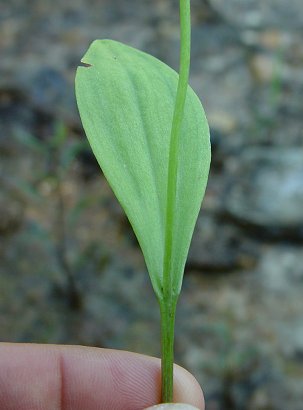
1, 0, 303, 409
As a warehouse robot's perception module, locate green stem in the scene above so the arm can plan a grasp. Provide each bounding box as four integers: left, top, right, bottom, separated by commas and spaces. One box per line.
160, 0, 191, 403
163, 1, 191, 292
160, 298, 178, 403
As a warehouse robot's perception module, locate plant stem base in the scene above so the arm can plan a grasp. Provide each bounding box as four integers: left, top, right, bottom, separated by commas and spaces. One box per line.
160, 298, 178, 402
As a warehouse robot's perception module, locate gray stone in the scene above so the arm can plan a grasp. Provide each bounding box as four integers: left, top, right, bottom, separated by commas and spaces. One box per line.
224, 148, 303, 237
211, 0, 303, 29
188, 213, 257, 272
0, 191, 24, 236
257, 247, 303, 293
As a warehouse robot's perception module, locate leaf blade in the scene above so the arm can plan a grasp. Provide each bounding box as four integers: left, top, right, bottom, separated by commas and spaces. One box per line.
75, 39, 210, 297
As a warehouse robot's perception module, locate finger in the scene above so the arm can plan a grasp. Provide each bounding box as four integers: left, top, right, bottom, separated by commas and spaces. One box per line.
0, 343, 204, 410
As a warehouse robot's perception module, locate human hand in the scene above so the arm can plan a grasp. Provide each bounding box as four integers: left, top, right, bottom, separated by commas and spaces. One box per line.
0, 343, 204, 410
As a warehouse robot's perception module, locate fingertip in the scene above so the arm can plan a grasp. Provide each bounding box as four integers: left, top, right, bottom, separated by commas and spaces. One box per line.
173, 364, 205, 410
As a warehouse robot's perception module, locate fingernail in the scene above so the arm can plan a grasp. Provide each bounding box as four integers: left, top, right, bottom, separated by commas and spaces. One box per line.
144, 404, 200, 410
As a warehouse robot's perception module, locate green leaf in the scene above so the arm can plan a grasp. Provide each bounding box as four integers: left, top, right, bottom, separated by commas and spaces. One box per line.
75, 39, 210, 298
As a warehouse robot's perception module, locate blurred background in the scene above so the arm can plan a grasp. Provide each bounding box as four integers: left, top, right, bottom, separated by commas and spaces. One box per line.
1, 0, 303, 408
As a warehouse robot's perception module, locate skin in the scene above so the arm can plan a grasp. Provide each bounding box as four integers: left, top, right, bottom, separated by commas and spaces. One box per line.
0, 343, 204, 410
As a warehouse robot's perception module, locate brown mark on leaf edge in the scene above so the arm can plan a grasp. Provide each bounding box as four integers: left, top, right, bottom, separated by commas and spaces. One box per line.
79, 61, 92, 68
